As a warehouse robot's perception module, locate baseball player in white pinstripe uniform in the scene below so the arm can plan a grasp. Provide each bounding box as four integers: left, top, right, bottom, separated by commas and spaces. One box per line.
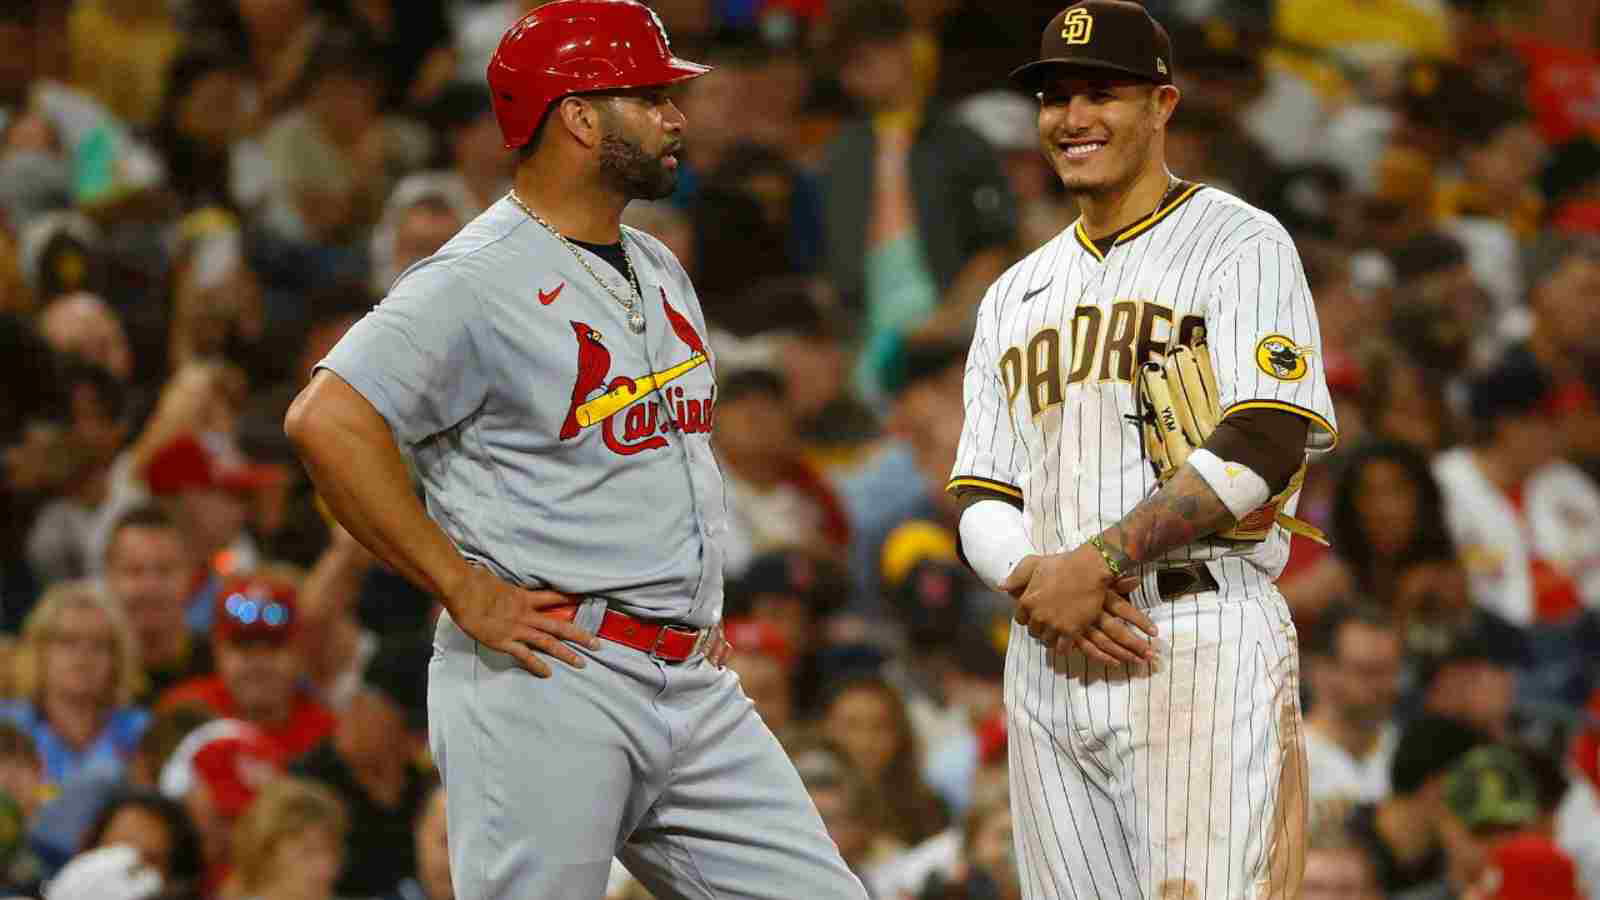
949, 3, 1338, 898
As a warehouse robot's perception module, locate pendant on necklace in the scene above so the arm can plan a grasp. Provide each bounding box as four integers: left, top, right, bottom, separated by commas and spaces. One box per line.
628, 309, 647, 333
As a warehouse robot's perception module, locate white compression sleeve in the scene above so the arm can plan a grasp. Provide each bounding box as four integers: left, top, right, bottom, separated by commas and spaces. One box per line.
958, 499, 1035, 590
1187, 448, 1271, 519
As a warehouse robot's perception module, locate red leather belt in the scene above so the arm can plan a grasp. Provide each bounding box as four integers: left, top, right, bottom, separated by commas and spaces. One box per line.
545, 604, 704, 663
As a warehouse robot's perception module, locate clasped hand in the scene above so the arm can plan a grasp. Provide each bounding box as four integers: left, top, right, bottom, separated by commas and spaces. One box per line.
1001, 543, 1159, 666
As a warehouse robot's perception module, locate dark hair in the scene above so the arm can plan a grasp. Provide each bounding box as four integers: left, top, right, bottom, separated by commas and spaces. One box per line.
299, 28, 387, 95
0, 314, 66, 445
82, 789, 204, 881
735, 277, 840, 340
1387, 231, 1467, 284
60, 357, 128, 421
819, 674, 950, 843
829, 0, 912, 59
1305, 603, 1397, 658
711, 142, 795, 185
0, 721, 38, 765
0, 3, 37, 27
106, 504, 183, 561
1330, 439, 1453, 591
1389, 714, 1489, 794
136, 706, 214, 775
426, 81, 494, 135
1518, 743, 1569, 814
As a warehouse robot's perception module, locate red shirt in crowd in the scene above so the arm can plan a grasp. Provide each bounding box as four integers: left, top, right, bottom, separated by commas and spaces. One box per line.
159, 675, 337, 760
1510, 34, 1600, 144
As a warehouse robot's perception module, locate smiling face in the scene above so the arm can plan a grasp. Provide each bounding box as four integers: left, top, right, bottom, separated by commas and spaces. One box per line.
1035, 74, 1177, 199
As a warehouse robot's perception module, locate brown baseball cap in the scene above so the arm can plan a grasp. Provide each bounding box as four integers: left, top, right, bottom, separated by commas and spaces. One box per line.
1012, 0, 1174, 92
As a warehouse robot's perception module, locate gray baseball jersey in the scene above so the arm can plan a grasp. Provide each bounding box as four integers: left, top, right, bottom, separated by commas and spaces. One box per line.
321, 195, 865, 899
950, 183, 1334, 899
320, 196, 726, 627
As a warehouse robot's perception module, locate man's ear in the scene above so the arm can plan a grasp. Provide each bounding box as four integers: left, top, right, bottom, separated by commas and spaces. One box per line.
556, 96, 604, 149
1152, 84, 1181, 131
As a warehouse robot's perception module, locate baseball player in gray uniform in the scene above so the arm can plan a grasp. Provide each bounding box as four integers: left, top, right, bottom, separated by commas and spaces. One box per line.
950, 2, 1338, 898
285, 2, 867, 898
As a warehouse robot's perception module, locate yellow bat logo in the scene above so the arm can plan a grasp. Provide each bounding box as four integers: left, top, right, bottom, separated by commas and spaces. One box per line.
575, 353, 709, 428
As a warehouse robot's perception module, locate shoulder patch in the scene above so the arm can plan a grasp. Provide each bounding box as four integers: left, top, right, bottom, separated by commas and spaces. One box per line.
1254, 334, 1313, 381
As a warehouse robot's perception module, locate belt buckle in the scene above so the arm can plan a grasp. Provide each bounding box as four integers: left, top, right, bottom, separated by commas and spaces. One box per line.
650, 624, 699, 661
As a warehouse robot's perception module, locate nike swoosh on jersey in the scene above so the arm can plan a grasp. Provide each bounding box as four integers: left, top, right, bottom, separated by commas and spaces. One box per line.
1021, 282, 1052, 303
539, 283, 564, 306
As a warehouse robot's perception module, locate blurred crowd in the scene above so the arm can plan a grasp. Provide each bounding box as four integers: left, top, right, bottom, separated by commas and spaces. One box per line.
0, 0, 1597, 898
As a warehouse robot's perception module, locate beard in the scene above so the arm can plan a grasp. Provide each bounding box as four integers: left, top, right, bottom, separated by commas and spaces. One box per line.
599, 132, 678, 201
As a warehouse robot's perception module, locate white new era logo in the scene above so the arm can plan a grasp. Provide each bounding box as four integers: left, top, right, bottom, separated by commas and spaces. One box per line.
1156, 57, 1168, 74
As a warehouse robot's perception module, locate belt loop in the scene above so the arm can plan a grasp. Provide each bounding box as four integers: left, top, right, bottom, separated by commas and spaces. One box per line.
578, 596, 607, 632
648, 627, 672, 660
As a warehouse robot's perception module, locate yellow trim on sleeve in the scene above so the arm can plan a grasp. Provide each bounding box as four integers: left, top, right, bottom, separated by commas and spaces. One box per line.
1222, 400, 1340, 451
946, 476, 1024, 500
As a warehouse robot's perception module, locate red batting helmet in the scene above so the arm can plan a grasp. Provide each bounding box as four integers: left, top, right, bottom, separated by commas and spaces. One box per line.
486, 0, 711, 150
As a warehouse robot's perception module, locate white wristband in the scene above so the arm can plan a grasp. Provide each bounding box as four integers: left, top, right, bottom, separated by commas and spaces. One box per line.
958, 499, 1035, 590
1187, 448, 1271, 519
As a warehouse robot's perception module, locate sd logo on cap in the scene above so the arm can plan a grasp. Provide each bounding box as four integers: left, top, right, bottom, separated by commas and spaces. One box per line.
1013, 0, 1174, 92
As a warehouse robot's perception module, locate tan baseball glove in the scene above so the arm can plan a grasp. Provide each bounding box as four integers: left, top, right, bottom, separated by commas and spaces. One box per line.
1135, 343, 1329, 546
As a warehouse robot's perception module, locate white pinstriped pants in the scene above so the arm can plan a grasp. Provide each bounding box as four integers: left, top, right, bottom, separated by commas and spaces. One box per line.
1006, 586, 1306, 900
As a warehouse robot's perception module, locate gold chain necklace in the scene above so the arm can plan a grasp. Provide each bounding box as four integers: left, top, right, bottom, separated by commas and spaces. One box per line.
508, 190, 647, 334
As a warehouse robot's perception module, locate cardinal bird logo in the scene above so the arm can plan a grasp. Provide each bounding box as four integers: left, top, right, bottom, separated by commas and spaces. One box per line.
662, 287, 708, 359
558, 293, 714, 455
560, 322, 610, 440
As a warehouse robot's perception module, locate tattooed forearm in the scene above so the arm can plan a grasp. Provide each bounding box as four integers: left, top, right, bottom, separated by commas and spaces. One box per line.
1096, 465, 1236, 569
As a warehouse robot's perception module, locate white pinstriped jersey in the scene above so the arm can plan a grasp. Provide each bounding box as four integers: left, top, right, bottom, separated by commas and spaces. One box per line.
950, 182, 1338, 591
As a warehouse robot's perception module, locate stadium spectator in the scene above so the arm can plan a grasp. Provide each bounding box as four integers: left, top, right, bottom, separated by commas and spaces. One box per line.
78, 788, 202, 889
842, 338, 969, 616
725, 548, 849, 697
149, 46, 252, 212
821, 0, 1015, 393
1517, 235, 1600, 469
820, 674, 948, 846
1346, 714, 1489, 895
1303, 799, 1383, 900
1466, 832, 1585, 900
384, 780, 450, 900
290, 632, 431, 898
25, 360, 129, 584
257, 30, 418, 247
1416, 628, 1520, 743
418, 81, 514, 215
1, 580, 148, 785
791, 734, 903, 887
101, 506, 213, 705
137, 433, 282, 629
156, 718, 284, 896
368, 173, 476, 295
953, 89, 1073, 254
713, 341, 850, 571
724, 618, 797, 738
159, 575, 335, 760
35, 292, 132, 381
1436, 358, 1600, 709
222, 775, 345, 900
1304, 605, 1404, 807
1435, 746, 1546, 898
